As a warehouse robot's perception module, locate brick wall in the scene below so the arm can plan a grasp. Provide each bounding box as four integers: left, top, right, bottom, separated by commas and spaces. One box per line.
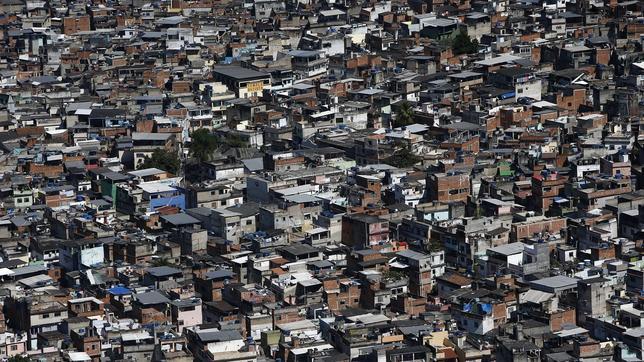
574, 339, 600, 358
172, 80, 191, 93
26, 163, 64, 178
550, 308, 576, 332
593, 48, 610, 65
324, 279, 361, 312
272, 308, 303, 327
139, 307, 169, 325
557, 88, 586, 112
63, 16, 90, 35
100, 128, 128, 138
440, 136, 480, 153
167, 108, 188, 118
531, 47, 542, 63
137, 119, 155, 133
500, 108, 533, 128
428, 173, 470, 203
346, 56, 369, 69
512, 217, 566, 241
626, 23, 644, 40
16, 126, 44, 138
590, 245, 616, 261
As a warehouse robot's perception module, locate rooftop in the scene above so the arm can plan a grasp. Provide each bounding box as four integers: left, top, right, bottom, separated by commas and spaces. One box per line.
213, 66, 270, 80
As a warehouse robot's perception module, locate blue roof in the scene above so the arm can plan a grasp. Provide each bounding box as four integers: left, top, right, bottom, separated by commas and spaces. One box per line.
109, 286, 132, 295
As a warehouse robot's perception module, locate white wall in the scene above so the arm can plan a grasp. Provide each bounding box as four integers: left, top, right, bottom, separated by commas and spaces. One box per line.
207, 339, 246, 354
80, 246, 105, 268
516, 79, 542, 100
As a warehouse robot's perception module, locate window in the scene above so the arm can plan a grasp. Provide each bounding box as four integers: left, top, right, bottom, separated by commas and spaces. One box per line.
43, 314, 49, 318
10, 345, 17, 351
246, 220, 253, 225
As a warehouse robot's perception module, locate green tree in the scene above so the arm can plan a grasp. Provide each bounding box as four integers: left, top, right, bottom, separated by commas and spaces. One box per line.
384, 146, 422, 168
382, 270, 406, 281
452, 30, 478, 55
226, 134, 247, 148
394, 102, 415, 128
140, 149, 181, 174
190, 129, 219, 162
150, 257, 175, 267
8, 356, 31, 362
427, 240, 443, 253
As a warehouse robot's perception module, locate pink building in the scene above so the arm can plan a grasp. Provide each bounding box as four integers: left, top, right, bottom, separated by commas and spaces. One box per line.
0, 332, 28, 358
171, 298, 203, 333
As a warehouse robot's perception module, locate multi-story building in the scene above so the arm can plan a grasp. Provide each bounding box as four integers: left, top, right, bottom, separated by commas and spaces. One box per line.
341, 214, 390, 249
394, 249, 434, 297
289, 50, 329, 80
531, 170, 567, 212
212, 66, 271, 99
5, 296, 69, 350
426, 172, 470, 203
59, 239, 105, 271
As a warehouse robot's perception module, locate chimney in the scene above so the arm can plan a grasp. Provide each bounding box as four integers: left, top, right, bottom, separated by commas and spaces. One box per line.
513, 324, 524, 340
455, 333, 466, 347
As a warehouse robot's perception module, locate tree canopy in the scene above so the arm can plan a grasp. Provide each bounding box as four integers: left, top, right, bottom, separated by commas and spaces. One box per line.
384, 146, 422, 168
452, 30, 479, 55
140, 149, 181, 175
190, 129, 219, 162
189, 129, 248, 161
394, 102, 415, 128
151, 257, 175, 267
8, 356, 31, 362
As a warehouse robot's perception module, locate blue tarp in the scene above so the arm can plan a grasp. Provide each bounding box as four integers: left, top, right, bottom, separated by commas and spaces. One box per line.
109, 286, 132, 295
499, 91, 516, 100
480, 303, 492, 314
